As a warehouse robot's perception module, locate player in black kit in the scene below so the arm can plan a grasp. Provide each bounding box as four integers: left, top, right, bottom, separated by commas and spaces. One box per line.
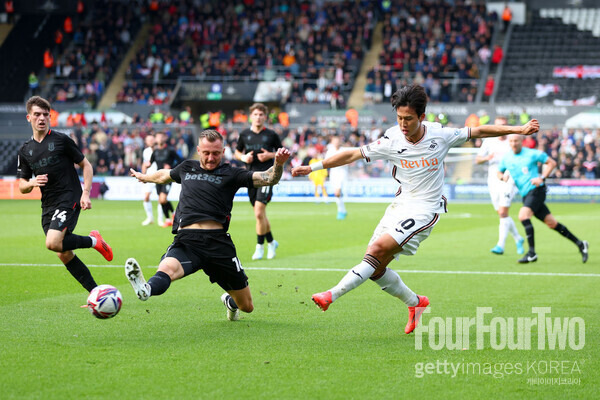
126, 129, 290, 321
150, 131, 181, 227
234, 103, 283, 260
17, 96, 113, 294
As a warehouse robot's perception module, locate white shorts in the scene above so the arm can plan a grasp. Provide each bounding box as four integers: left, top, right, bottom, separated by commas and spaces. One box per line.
329, 169, 348, 191
369, 203, 440, 258
143, 182, 156, 194
488, 179, 517, 210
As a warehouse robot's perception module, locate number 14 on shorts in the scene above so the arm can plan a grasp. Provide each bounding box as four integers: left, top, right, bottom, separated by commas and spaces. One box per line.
52, 209, 67, 223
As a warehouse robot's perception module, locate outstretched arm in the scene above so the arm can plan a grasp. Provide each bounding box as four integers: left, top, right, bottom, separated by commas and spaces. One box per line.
471, 119, 539, 139
291, 148, 363, 177
130, 168, 174, 184
252, 148, 291, 187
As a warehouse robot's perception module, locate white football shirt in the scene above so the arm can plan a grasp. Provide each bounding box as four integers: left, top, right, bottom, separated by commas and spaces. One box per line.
325, 144, 352, 178
361, 124, 470, 213
143, 146, 158, 174
477, 137, 512, 181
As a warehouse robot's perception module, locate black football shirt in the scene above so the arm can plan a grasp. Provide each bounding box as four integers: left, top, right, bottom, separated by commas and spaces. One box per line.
236, 127, 282, 171
169, 160, 254, 232
17, 130, 85, 209
151, 145, 181, 169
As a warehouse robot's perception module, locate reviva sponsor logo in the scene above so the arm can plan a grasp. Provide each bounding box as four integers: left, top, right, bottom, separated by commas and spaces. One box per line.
398, 157, 440, 169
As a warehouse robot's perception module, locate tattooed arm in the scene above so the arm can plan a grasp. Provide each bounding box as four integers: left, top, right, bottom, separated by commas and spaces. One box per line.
252, 148, 291, 187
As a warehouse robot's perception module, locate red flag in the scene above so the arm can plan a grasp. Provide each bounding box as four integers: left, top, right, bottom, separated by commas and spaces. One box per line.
80, 112, 87, 126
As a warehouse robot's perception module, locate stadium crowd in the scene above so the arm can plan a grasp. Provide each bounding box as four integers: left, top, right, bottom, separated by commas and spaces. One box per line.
37, 0, 505, 107
62, 113, 599, 181
45, 0, 142, 107
365, 0, 497, 104
120, 0, 373, 106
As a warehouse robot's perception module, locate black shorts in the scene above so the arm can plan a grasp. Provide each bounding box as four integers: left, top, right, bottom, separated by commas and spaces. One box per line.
42, 205, 81, 235
162, 229, 248, 291
522, 186, 551, 221
248, 185, 273, 206
156, 183, 172, 196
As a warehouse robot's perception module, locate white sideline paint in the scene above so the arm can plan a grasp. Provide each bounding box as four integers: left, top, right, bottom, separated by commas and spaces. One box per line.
1, 263, 599, 278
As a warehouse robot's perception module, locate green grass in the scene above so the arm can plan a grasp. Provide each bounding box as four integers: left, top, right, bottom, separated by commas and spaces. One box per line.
0, 200, 598, 399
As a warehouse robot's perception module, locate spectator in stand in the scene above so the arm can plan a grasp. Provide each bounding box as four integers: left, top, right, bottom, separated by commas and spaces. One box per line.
582, 153, 598, 179
484, 75, 495, 100
491, 45, 503, 66
502, 4, 512, 33
477, 44, 491, 65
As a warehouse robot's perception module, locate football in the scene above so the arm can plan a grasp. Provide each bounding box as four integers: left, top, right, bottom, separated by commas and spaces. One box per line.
87, 284, 123, 319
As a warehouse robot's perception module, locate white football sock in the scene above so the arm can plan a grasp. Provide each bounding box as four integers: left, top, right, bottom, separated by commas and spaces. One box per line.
497, 217, 510, 248
336, 196, 346, 213
506, 216, 522, 242
373, 268, 418, 306
143, 201, 153, 220
330, 261, 374, 301
157, 203, 164, 224
89, 236, 97, 247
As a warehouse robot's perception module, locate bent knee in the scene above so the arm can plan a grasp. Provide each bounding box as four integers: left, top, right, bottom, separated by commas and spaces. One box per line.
46, 240, 62, 252
240, 303, 254, 313
158, 258, 184, 280
366, 243, 388, 259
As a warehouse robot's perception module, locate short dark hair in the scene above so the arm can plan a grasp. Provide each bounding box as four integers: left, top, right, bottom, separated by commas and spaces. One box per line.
26, 96, 51, 114
249, 103, 268, 115
390, 84, 428, 117
198, 129, 224, 144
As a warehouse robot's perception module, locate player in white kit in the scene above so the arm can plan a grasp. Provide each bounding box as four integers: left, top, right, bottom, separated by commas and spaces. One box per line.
141, 134, 164, 226
292, 85, 539, 334
325, 135, 350, 219
475, 116, 524, 255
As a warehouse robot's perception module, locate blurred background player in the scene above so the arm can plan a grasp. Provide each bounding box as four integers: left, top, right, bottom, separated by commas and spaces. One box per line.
127, 129, 290, 321
140, 133, 164, 226
475, 116, 524, 255
150, 131, 181, 227
309, 153, 328, 203
235, 103, 283, 260
17, 96, 113, 294
325, 135, 350, 219
499, 135, 588, 264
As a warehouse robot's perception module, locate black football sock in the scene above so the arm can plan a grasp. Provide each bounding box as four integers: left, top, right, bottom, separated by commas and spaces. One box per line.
521, 219, 535, 254
257, 234, 265, 245
553, 222, 581, 247
161, 203, 171, 219
167, 201, 174, 213
62, 233, 93, 251
227, 295, 238, 310
265, 232, 273, 243
148, 271, 171, 296
65, 255, 97, 292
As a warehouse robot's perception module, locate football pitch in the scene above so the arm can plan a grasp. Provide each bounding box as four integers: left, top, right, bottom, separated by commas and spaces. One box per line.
0, 199, 598, 399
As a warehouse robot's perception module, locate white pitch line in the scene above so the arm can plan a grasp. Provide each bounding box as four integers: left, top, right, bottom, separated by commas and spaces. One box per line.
1, 263, 599, 277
